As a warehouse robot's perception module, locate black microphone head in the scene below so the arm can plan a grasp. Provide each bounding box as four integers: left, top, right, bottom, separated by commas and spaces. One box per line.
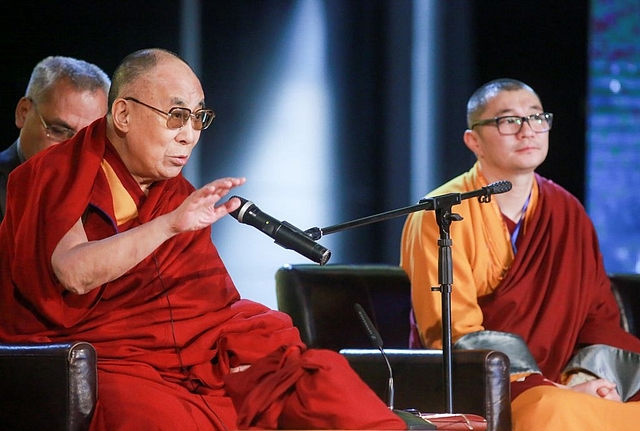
488, 180, 512, 195
318, 249, 331, 266
354, 303, 383, 348
228, 196, 251, 221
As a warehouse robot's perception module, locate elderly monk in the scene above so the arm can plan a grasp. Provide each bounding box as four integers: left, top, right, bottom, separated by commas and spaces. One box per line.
0, 48, 413, 431
401, 78, 640, 431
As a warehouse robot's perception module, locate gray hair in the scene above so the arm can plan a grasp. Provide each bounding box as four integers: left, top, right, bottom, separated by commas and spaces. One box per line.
466, 78, 537, 128
25, 56, 110, 103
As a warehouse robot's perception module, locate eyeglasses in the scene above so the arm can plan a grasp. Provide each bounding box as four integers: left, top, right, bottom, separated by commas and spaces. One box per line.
470, 112, 553, 135
29, 99, 76, 142
124, 97, 215, 131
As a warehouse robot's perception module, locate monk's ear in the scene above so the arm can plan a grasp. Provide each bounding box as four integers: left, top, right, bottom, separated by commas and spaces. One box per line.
463, 129, 482, 157
15, 97, 31, 129
111, 98, 130, 132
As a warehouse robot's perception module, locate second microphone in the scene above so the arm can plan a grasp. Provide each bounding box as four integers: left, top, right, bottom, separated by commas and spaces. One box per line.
228, 196, 331, 265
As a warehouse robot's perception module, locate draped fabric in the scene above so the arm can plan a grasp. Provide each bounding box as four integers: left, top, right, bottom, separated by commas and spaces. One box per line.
401, 162, 640, 380
0, 117, 405, 430
478, 172, 640, 381
511, 385, 640, 431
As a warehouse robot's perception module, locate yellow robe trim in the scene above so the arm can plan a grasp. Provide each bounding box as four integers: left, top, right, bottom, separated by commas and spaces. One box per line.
100, 159, 138, 226
400, 162, 538, 348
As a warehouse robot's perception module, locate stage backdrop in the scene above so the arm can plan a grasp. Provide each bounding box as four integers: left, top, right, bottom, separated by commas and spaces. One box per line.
586, 0, 640, 274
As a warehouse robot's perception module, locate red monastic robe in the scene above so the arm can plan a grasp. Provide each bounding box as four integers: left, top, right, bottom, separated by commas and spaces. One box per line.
0, 117, 405, 430
478, 174, 640, 381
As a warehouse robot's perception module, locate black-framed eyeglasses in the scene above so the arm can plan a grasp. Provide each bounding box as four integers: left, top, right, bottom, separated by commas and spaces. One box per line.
29, 98, 76, 142
124, 97, 215, 131
470, 112, 553, 135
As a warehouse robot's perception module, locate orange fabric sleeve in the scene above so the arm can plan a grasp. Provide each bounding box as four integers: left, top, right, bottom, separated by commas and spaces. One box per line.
400, 163, 533, 348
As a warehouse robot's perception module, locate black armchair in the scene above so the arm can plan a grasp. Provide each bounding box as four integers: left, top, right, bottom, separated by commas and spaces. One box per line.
275, 263, 512, 431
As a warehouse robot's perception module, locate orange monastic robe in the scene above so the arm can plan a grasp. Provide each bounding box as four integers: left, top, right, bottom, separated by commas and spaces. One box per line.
401, 162, 640, 430
0, 117, 405, 431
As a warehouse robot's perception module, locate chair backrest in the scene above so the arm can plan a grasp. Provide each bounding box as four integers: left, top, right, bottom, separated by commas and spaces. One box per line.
609, 274, 640, 337
275, 263, 412, 350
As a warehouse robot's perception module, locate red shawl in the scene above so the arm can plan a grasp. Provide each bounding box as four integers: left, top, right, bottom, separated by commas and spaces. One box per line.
0, 117, 405, 430
479, 175, 640, 381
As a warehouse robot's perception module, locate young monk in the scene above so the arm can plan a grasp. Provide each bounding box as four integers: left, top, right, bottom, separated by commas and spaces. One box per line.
401, 78, 640, 430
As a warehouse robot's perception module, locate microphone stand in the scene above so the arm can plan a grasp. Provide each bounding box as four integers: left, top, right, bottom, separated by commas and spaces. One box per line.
430, 198, 462, 413
304, 181, 510, 413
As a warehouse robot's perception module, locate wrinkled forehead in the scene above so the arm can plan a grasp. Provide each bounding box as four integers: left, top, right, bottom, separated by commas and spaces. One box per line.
133, 57, 205, 106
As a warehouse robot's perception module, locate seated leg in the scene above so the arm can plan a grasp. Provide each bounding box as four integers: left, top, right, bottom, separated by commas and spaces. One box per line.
512, 385, 640, 431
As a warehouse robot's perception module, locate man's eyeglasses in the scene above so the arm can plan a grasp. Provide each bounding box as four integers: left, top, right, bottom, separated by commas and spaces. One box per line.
470, 112, 553, 135
124, 97, 215, 131
30, 99, 76, 142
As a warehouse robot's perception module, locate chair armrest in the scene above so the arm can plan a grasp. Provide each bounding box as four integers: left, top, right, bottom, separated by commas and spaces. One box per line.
0, 342, 97, 431
341, 348, 511, 431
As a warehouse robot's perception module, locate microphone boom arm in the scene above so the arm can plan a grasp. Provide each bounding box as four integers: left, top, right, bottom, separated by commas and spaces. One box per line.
305, 180, 511, 240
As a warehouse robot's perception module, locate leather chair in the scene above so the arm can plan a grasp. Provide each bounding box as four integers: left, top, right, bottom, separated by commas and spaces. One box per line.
275, 263, 512, 431
609, 273, 640, 337
0, 341, 97, 431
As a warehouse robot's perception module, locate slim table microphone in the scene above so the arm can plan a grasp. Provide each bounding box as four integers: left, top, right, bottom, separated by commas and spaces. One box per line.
354, 303, 395, 409
353, 303, 436, 430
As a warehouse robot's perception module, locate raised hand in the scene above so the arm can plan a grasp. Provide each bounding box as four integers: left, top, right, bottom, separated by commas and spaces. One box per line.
169, 177, 246, 233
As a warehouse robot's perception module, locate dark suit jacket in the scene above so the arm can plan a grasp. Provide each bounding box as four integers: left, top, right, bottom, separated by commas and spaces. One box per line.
0, 141, 22, 222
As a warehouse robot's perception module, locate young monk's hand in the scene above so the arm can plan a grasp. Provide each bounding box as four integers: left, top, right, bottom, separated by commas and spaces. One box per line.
566, 378, 622, 402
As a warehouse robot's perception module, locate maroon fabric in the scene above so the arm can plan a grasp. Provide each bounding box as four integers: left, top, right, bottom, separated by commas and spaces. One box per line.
224, 345, 405, 430
510, 374, 556, 400
0, 117, 406, 430
478, 175, 640, 382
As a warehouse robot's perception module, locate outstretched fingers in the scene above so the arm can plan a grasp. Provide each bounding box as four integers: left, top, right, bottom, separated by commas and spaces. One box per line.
200, 177, 246, 203
171, 177, 246, 233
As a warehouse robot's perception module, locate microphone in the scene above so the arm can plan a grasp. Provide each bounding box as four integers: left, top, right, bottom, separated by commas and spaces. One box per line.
419, 180, 512, 205
459, 179, 512, 202
228, 196, 331, 265
354, 303, 436, 430
354, 303, 393, 409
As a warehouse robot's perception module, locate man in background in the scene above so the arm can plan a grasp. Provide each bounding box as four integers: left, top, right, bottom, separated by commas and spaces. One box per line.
0, 55, 110, 221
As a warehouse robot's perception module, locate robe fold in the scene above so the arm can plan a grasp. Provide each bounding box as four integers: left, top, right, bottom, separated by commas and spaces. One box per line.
0, 117, 405, 431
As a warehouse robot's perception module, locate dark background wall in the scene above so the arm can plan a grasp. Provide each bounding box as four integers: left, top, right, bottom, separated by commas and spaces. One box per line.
0, 0, 589, 291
